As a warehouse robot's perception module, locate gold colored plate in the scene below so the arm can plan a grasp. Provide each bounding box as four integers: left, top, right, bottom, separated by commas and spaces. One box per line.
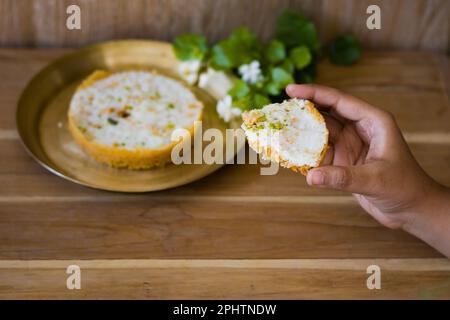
17, 40, 242, 192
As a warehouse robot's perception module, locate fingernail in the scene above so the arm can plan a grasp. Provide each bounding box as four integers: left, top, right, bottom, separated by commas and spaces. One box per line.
286, 84, 295, 94
308, 170, 324, 186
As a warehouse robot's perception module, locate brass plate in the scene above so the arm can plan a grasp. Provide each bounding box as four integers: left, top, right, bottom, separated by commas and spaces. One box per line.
17, 40, 242, 192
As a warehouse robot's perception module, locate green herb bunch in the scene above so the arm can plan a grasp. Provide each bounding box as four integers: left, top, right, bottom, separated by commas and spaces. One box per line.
173, 9, 361, 114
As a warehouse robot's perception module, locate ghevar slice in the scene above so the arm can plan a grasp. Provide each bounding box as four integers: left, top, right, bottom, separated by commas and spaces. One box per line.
241, 98, 328, 175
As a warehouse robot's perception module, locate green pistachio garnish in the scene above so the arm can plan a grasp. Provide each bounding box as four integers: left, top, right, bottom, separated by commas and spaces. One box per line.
108, 118, 118, 125
257, 114, 267, 122
167, 122, 175, 129
268, 122, 284, 130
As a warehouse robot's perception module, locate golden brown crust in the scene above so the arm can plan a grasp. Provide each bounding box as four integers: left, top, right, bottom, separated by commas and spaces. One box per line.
68, 70, 201, 169
77, 70, 110, 89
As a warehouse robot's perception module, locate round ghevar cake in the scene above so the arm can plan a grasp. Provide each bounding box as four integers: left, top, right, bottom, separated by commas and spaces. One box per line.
68, 70, 203, 169
241, 98, 328, 175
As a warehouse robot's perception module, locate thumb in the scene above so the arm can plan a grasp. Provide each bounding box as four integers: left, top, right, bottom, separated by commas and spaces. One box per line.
306, 165, 379, 195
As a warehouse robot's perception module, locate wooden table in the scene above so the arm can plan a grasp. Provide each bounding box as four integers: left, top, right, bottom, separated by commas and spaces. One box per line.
0, 49, 449, 299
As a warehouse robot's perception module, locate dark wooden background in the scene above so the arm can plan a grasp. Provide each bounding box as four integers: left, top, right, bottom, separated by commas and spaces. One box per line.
0, 0, 448, 51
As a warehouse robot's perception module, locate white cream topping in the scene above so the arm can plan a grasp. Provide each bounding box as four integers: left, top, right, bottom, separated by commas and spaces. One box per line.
242, 99, 327, 168
69, 71, 202, 150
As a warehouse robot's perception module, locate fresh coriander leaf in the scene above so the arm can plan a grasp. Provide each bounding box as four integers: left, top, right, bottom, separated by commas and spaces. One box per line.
230, 27, 262, 65
275, 10, 320, 52
271, 67, 294, 87
228, 79, 251, 99
173, 33, 208, 61
233, 92, 271, 110
252, 78, 266, 89
263, 67, 294, 96
263, 82, 281, 96
232, 95, 253, 111
210, 27, 262, 70
265, 40, 286, 64
210, 41, 235, 70
326, 35, 362, 66
280, 59, 295, 74
289, 45, 312, 70
229, 27, 259, 45
253, 93, 271, 108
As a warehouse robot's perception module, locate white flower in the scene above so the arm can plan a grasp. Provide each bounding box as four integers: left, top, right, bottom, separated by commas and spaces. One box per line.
198, 68, 234, 100
216, 95, 242, 123
178, 60, 201, 85
238, 60, 263, 84
198, 68, 213, 88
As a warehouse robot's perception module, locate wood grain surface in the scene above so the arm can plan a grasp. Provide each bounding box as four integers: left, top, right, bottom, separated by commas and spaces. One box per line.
1, 259, 450, 299
0, 0, 448, 51
0, 48, 449, 299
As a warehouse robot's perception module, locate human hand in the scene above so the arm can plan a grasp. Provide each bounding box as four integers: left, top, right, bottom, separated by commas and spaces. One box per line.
286, 84, 450, 257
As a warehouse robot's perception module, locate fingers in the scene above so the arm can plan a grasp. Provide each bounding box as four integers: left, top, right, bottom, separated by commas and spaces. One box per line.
306, 164, 379, 195
323, 114, 342, 143
286, 84, 382, 122
321, 114, 338, 166
321, 144, 334, 166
